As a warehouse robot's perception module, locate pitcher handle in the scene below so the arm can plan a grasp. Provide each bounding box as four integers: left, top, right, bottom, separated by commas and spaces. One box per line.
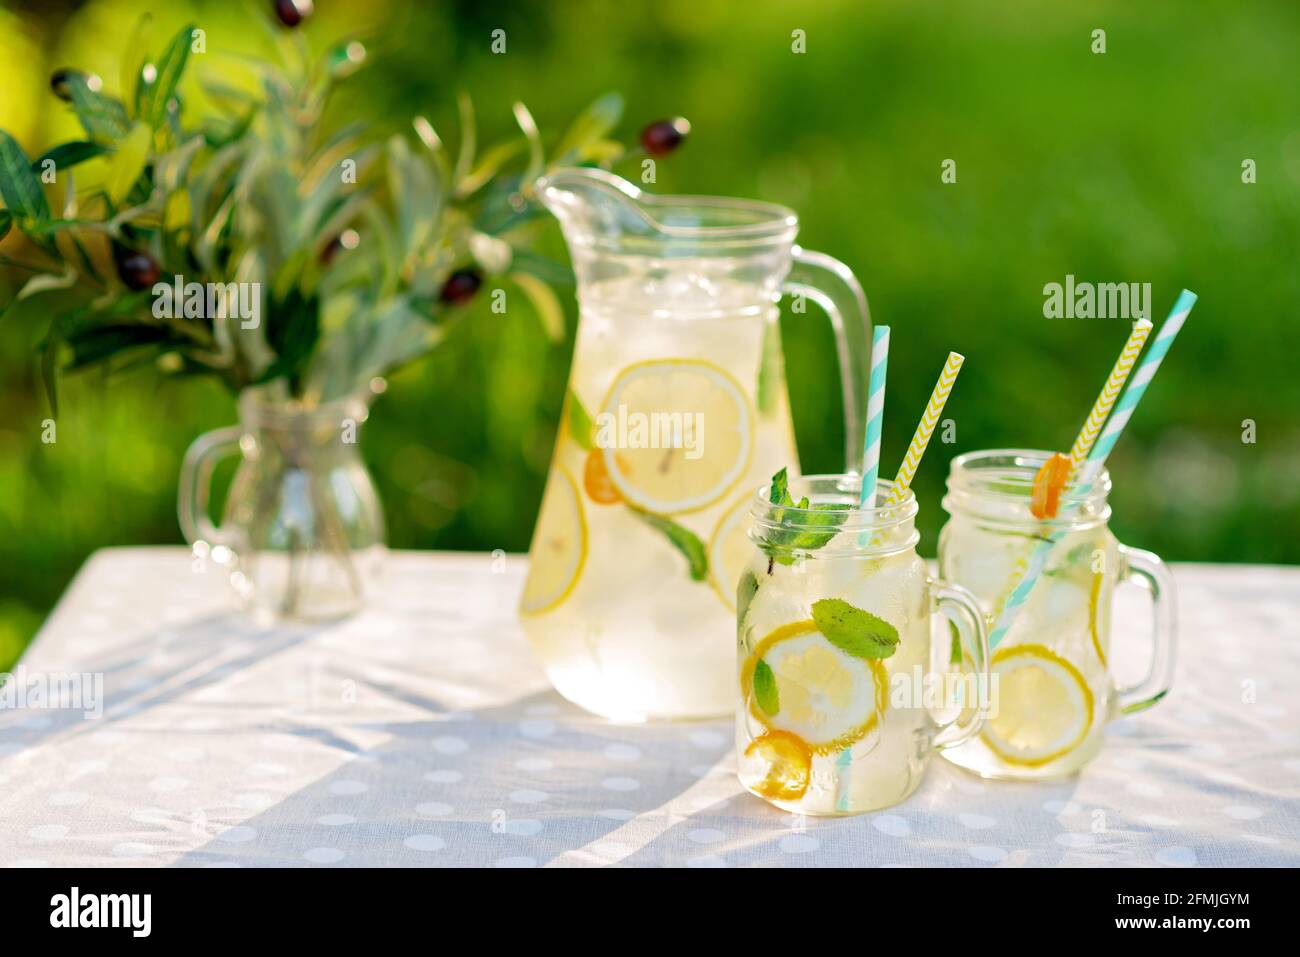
782, 247, 873, 474
178, 426, 242, 549
930, 580, 992, 750
1113, 544, 1178, 716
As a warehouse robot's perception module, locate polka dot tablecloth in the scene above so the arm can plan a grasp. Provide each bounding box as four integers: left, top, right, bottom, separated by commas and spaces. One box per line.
1, 548, 1297, 868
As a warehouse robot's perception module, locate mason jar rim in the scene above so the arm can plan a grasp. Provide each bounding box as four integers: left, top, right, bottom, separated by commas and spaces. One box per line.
944, 448, 1111, 530
748, 473, 919, 556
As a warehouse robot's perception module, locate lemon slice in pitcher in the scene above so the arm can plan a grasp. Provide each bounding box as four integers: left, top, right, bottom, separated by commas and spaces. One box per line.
982, 644, 1094, 767
741, 620, 888, 755
519, 466, 587, 615
707, 494, 754, 611
599, 359, 753, 515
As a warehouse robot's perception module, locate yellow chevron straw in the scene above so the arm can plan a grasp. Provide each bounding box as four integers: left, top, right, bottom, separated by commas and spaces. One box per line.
1067, 318, 1153, 467
884, 352, 965, 505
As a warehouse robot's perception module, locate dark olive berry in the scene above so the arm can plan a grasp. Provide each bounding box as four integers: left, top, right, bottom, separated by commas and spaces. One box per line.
439, 268, 483, 306
639, 117, 691, 157
274, 0, 313, 28
115, 249, 161, 291
50, 68, 79, 102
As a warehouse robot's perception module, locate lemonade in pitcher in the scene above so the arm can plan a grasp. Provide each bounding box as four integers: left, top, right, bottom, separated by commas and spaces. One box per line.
519, 170, 872, 719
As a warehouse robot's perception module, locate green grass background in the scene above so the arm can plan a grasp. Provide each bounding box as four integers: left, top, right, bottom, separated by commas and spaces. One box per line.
1, 0, 1297, 669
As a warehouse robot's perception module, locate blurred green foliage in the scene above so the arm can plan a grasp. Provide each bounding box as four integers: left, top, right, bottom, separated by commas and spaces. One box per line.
2, 0, 1298, 669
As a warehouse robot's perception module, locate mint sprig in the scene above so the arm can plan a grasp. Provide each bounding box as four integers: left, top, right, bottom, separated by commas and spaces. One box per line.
632, 508, 708, 581
811, 598, 900, 660
566, 388, 594, 451
737, 570, 760, 623
752, 658, 779, 716
762, 466, 851, 565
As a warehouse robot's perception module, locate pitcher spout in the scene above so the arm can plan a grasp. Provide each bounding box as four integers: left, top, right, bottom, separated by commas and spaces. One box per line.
534, 168, 660, 244
535, 167, 799, 255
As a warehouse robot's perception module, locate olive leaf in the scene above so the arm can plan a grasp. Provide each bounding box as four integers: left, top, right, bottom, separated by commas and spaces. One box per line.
32, 141, 111, 174
143, 23, 196, 131
509, 271, 565, 341
65, 73, 131, 141
0, 130, 49, 222
107, 124, 152, 204
512, 102, 544, 185
553, 92, 624, 164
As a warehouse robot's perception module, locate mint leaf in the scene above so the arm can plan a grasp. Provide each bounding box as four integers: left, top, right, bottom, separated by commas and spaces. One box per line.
633, 509, 708, 581
737, 570, 759, 622
786, 502, 850, 551
811, 598, 900, 660
769, 466, 792, 507
756, 319, 782, 416
949, 618, 962, 665
566, 389, 594, 450
753, 659, 779, 716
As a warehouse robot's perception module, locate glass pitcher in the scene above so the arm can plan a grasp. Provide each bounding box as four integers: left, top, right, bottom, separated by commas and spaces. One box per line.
178, 388, 386, 624
518, 168, 873, 720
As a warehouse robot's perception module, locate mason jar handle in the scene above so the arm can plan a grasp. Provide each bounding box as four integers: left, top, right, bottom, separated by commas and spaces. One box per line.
782, 247, 872, 475
178, 426, 242, 548
1114, 544, 1177, 716
931, 580, 991, 750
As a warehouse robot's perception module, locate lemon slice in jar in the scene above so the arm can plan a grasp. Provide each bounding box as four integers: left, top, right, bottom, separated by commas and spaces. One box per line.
981, 644, 1095, 767
598, 359, 753, 515
740, 620, 888, 756
744, 730, 813, 801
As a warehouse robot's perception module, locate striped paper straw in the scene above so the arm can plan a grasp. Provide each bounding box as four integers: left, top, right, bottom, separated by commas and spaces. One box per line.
1080, 289, 1198, 479
841, 324, 890, 810
1067, 318, 1152, 467
859, 326, 891, 507
988, 291, 1197, 649
884, 352, 965, 505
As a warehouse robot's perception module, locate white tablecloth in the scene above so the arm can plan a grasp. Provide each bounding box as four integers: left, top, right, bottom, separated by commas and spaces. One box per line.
1, 548, 1297, 867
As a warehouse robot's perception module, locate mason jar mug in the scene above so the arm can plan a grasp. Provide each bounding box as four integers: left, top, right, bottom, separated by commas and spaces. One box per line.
737, 474, 991, 815
937, 449, 1176, 780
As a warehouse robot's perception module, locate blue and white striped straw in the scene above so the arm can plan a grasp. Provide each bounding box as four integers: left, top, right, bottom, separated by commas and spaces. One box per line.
838, 325, 890, 810
1078, 289, 1198, 481
988, 290, 1197, 649
859, 325, 891, 507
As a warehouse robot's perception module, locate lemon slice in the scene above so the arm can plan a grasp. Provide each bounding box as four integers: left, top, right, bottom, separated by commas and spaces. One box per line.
982, 644, 1094, 767
707, 494, 754, 611
740, 620, 887, 755
519, 466, 587, 615
598, 359, 753, 515
744, 730, 812, 801
1088, 570, 1108, 667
